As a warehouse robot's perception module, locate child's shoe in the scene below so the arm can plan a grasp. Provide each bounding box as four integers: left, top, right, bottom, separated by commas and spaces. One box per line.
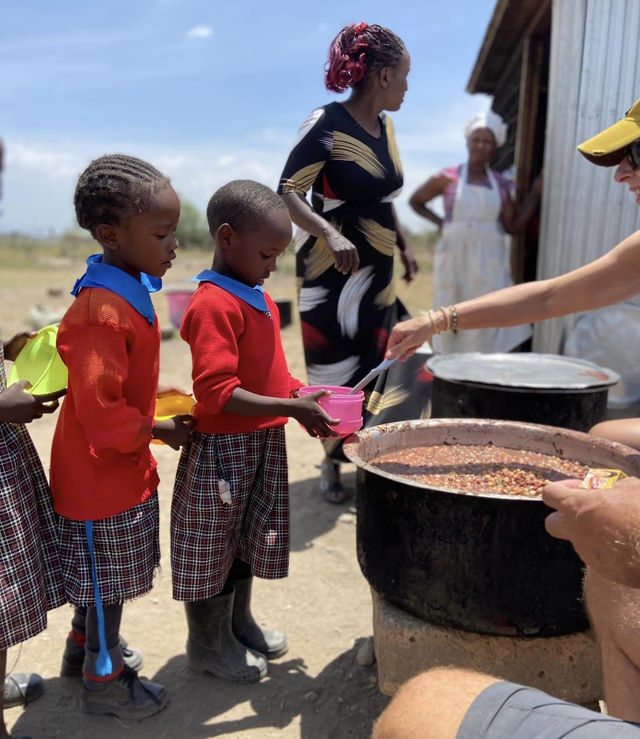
184, 586, 267, 683
81, 665, 168, 720
3, 672, 44, 708
60, 630, 142, 677
231, 576, 288, 659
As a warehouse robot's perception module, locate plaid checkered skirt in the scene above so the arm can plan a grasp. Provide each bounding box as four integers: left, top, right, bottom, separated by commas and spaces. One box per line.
56, 495, 160, 605
0, 423, 66, 650
171, 427, 289, 601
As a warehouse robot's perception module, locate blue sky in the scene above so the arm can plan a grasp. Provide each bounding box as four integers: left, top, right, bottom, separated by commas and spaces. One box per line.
1, 0, 496, 235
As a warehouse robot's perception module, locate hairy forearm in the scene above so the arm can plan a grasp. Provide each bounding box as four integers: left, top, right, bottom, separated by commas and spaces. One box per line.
224, 387, 292, 417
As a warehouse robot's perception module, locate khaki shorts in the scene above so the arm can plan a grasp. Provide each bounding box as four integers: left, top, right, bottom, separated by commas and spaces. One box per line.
458, 682, 640, 738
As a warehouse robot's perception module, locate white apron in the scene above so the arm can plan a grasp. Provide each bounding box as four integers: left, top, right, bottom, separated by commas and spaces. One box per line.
431, 165, 532, 353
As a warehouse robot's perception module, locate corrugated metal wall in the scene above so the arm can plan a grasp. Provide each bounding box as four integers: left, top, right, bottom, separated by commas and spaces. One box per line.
535, 0, 640, 352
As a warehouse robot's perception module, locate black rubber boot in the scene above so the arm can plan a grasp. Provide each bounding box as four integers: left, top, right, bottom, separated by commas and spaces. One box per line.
81, 646, 168, 720
61, 605, 143, 677
231, 576, 288, 659
61, 633, 143, 677
320, 459, 347, 504
184, 586, 267, 684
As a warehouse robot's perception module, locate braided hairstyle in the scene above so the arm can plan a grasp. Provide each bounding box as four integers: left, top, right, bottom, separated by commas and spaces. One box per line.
207, 179, 289, 234
325, 23, 405, 93
74, 154, 171, 237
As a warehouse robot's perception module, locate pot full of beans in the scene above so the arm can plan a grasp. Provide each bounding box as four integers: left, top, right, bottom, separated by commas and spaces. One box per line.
427, 353, 620, 431
343, 418, 640, 637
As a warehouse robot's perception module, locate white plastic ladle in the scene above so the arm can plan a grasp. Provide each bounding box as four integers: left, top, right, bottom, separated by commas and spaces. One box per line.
349, 357, 398, 394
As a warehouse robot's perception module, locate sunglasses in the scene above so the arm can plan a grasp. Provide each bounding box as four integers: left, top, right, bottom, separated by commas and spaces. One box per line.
626, 139, 640, 170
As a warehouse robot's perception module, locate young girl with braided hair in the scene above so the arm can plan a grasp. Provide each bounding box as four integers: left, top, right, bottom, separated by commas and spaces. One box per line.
50, 154, 191, 720
279, 23, 428, 503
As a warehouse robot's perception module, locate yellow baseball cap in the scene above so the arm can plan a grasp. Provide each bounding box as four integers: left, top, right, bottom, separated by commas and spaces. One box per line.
578, 98, 640, 166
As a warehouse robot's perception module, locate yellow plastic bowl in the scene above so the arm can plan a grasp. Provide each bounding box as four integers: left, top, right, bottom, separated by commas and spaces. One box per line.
152, 391, 195, 446
154, 391, 195, 421
8, 325, 68, 396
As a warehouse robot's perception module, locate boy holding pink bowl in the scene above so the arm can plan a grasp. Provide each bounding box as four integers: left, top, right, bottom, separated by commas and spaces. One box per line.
172, 180, 361, 686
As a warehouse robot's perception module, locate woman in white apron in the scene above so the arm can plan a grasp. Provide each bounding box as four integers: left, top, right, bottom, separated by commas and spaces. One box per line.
409, 111, 541, 353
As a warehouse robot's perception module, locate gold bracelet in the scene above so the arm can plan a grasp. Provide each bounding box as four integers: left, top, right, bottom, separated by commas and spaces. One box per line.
428, 309, 440, 334
427, 311, 436, 335
439, 306, 452, 332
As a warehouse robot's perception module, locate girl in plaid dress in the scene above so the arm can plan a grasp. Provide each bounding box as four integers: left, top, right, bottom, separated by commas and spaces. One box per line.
49, 155, 191, 720
0, 332, 66, 737
173, 180, 337, 683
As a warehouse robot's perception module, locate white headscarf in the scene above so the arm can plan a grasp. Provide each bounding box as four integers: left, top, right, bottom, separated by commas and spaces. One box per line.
464, 111, 507, 148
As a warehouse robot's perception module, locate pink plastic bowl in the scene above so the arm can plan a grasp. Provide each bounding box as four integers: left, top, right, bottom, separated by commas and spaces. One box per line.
299, 385, 364, 436
166, 289, 195, 329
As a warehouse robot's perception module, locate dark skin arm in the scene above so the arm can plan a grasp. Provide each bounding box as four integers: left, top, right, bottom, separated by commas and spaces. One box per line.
224, 387, 339, 438
1, 332, 62, 422
393, 204, 418, 283
409, 172, 542, 236
280, 191, 360, 275
152, 414, 194, 450
3, 331, 37, 362
500, 173, 543, 235
0, 380, 60, 423
408, 175, 451, 231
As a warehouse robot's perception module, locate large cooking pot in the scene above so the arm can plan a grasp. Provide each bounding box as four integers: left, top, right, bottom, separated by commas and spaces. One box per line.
344, 419, 640, 637
428, 353, 620, 431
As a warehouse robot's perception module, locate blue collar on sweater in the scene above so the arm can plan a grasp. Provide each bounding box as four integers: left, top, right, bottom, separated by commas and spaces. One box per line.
194, 270, 270, 315
71, 254, 160, 325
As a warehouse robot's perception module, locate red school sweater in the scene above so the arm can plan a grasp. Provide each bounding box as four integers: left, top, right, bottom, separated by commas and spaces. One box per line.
181, 282, 303, 434
50, 288, 160, 520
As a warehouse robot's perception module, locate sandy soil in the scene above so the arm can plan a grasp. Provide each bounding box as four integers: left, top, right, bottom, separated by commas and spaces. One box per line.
1, 248, 431, 739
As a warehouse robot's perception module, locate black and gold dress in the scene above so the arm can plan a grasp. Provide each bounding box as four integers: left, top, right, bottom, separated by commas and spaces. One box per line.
278, 102, 432, 459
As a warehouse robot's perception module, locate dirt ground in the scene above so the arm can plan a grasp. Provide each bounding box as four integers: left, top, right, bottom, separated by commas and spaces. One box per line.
1, 245, 433, 739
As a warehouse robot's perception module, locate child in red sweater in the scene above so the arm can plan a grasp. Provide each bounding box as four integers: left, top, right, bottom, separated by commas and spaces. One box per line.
50, 154, 191, 719
172, 180, 337, 683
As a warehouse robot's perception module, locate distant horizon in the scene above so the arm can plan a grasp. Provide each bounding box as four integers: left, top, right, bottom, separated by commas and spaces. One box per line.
1, 0, 496, 235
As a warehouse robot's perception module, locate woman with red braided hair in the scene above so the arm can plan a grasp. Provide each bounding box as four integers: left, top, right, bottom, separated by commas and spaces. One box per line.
279, 23, 428, 504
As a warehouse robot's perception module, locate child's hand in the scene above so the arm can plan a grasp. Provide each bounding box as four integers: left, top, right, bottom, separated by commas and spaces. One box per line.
152, 414, 194, 449
289, 390, 339, 438
0, 380, 60, 423
3, 331, 37, 362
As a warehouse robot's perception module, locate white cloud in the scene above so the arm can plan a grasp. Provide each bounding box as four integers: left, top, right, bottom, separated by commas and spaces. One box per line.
0, 136, 286, 235
185, 25, 212, 40
7, 142, 82, 178
0, 93, 496, 236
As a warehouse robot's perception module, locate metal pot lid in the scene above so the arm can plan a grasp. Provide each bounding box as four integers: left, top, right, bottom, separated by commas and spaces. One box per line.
426, 352, 620, 390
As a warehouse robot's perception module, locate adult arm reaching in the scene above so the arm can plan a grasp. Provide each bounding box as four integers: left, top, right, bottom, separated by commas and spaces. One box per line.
386, 226, 640, 359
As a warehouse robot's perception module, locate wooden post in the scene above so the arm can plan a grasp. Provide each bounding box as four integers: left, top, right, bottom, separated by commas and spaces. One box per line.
511, 35, 544, 283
